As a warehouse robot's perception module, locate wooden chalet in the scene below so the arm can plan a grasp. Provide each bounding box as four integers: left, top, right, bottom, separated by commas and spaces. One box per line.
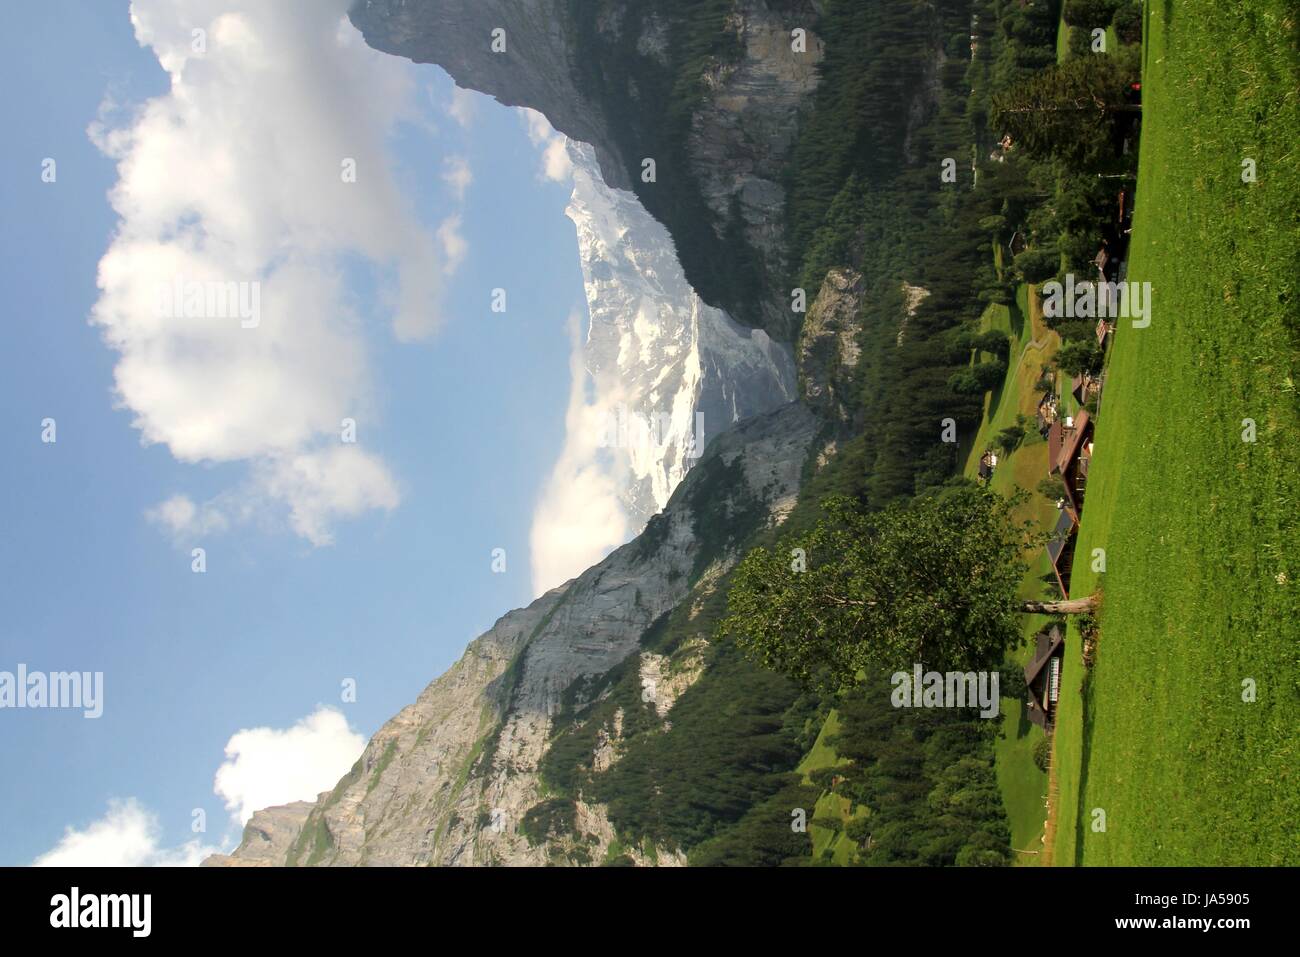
978, 449, 998, 481
1036, 391, 1059, 437
1045, 508, 1078, 598
1024, 625, 1065, 730
1050, 409, 1094, 522
1070, 373, 1101, 407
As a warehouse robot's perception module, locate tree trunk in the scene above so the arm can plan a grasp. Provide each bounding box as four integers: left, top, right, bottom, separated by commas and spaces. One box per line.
1019, 594, 1098, 615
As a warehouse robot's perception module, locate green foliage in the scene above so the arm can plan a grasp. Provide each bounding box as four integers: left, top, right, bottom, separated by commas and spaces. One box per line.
950, 359, 1009, 395
1037, 475, 1067, 501
720, 489, 1034, 693
992, 54, 1141, 170
1032, 736, 1053, 772
1063, 0, 1118, 28
1054, 339, 1102, 377
1012, 246, 1060, 282
993, 420, 1027, 455
687, 778, 821, 866
520, 798, 577, 847
823, 677, 1013, 866
1111, 1, 1143, 45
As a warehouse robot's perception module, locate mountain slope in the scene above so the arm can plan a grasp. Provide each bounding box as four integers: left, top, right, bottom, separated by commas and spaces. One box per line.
206, 399, 820, 866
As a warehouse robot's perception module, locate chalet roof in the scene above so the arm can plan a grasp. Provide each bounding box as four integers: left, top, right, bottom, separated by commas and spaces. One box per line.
1056, 409, 1092, 474
1096, 318, 1113, 346
1047, 420, 1065, 471
1024, 625, 1066, 726
1024, 625, 1065, 689
1045, 509, 1077, 565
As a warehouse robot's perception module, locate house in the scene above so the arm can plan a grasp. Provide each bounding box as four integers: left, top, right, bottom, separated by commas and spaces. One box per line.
1051, 409, 1094, 521
978, 449, 998, 481
1071, 373, 1101, 407
1045, 508, 1078, 598
1024, 625, 1066, 729
1036, 391, 1058, 436
1096, 317, 1114, 348
1092, 247, 1110, 279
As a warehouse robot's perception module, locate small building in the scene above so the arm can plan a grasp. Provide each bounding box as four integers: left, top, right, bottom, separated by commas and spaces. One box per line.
1036, 391, 1058, 437
1024, 625, 1066, 729
978, 449, 998, 481
1045, 508, 1078, 598
1071, 373, 1101, 407
1051, 409, 1094, 522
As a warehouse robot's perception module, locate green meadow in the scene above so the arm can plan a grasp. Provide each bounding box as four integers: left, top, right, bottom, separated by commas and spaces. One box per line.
1051, 0, 1299, 865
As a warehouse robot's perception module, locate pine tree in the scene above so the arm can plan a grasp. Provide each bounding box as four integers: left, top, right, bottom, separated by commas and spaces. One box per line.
991, 56, 1139, 168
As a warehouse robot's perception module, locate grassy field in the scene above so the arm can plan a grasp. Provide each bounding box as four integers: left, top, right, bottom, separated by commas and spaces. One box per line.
795, 711, 868, 863
959, 284, 1063, 861
1051, 0, 1300, 866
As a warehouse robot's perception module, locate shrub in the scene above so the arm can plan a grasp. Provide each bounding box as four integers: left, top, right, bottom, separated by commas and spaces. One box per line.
1113, 2, 1143, 45
1033, 736, 1053, 772
1063, 0, 1119, 28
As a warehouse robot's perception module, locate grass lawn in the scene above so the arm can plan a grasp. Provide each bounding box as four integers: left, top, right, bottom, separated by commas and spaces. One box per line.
796, 711, 868, 863
1051, 0, 1299, 866
995, 612, 1052, 865
959, 284, 1063, 861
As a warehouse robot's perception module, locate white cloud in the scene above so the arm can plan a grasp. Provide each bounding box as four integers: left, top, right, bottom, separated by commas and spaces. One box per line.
437, 214, 468, 275
214, 706, 365, 825
529, 314, 630, 594
93, 0, 451, 544
146, 493, 230, 538
32, 706, 367, 867
442, 155, 473, 200
447, 84, 476, 127
33, 799, 217, 867
519, 107, 573, 183
255, 447, 401, 547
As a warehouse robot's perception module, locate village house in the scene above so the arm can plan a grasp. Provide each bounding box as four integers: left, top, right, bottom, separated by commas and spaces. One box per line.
1049, 409, 1094, 522
1024, 625, 1066, 730
1045, 508, 1078, 598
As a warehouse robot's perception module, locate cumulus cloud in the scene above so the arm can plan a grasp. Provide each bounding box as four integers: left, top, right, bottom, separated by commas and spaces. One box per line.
33, 799, 217, 867
437, 214, 468, 276
214, 706, 365, 825
92, 0, 460, 544
442, 155, 473, 200
529, 314, 630, 594
520, 107, 573, 183
32, 706, 366, 866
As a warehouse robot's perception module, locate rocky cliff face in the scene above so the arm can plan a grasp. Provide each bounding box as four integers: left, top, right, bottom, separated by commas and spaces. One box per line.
348, 0, 823, 340
797, 266, 867, 424
349, 0, 633, 191
206, 401, 819, 866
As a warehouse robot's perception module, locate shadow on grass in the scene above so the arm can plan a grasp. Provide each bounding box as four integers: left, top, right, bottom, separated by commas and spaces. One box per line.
1009, 293, 1025, 343
1070, 661, 1098, 865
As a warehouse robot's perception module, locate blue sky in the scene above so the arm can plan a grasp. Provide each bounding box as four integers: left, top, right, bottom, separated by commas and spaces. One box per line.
0, 1, 589, 864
